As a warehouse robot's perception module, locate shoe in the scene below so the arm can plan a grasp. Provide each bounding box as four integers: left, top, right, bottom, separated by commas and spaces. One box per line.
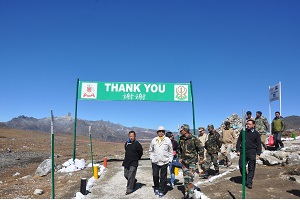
227, 162, 232, 167
154, 189, 159, 195
183, 192, 188, 199
158, 192, 164, 198
134, 179, 137, 189
246, 184, 252, 189
200, 171, 209, 179
170, 183, 174, 188
215, 170, 220, 175
125, 191, 133, 195
183, 192, 193, 199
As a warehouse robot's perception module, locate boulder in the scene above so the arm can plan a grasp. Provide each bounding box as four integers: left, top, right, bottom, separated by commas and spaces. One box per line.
33, 189, 43, 195
273, 151, 288, 162
287, 153, 300, 165
35, 159, 52, 177
260, 154, 283, 166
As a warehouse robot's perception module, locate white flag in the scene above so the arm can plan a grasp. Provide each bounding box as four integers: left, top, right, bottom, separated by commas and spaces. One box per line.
269, 82, 280, 102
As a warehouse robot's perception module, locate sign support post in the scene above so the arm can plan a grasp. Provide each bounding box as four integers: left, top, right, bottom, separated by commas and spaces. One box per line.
50, 110, 55, 199
72, 78, 79, 161
190, 81, 196, 136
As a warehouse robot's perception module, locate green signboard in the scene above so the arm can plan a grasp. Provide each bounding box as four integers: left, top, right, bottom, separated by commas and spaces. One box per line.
78, 81, 191, 102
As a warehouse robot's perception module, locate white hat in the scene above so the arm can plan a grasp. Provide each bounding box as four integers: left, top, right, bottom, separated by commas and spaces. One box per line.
157, 126, 165, 131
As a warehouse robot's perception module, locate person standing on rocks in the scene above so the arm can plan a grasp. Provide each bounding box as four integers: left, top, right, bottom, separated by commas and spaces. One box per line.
220, 121, 236, 167
178, 124, 204, 199
271, 111, 286, 150
122, 130, 143, 195
255, 111, 269, 151
149, 126, 173, 198
201, 124, 222, 179
246, 111, 255, 122
236, 119, 262, 189
197, 127, 208, 175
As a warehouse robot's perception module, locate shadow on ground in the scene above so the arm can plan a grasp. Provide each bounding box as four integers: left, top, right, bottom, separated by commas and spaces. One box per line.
287, 189, 300, 197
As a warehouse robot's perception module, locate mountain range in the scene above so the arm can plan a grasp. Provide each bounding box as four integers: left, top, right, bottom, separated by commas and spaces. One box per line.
0, 114, 159, 142
0, 114, 299, 142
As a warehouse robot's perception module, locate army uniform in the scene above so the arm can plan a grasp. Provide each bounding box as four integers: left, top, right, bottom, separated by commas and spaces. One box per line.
178, 130, 204, 199
203, 130, 222, 178
255, 116, 269, 151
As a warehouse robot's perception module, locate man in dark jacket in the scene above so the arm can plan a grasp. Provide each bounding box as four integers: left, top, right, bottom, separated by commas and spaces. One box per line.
122, 130, 143, 195
236, 119, 261, 189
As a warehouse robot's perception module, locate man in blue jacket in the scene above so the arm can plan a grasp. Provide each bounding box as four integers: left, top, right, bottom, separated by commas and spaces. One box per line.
236, 119, 262, 189
122, 130, 143, 195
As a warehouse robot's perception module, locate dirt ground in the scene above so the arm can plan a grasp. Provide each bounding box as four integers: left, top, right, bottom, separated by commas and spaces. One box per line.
0, 127, 300, 199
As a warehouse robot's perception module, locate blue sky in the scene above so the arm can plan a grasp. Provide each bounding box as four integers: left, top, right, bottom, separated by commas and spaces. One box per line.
0, 0, 299, 132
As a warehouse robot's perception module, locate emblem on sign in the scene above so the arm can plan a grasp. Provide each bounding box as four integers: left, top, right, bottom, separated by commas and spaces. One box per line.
174, 85, 189, 101
81, 83, 97, 99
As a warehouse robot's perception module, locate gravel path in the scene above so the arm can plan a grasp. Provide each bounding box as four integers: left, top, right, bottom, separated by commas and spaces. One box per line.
85, 159, 185, 199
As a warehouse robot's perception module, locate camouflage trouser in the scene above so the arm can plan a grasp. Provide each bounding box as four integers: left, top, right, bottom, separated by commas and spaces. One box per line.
204, 153, 219, 171
182, 163, 196, 198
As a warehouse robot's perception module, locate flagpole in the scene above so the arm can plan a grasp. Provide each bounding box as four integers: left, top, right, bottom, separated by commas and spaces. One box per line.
269, 86, 272, 133
279, 81, 282, 115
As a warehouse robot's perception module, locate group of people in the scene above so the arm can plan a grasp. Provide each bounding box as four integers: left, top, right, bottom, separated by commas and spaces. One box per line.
121, 111, 285, 199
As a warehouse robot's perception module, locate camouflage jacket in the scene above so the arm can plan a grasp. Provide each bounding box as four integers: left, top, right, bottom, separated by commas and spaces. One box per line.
205, 130, 222, 154
178, 134, 204, 164
255, 116, 269, 134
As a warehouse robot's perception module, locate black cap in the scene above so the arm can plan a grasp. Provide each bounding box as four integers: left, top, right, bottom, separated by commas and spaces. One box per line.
246, 111, 252, 115
165, 132, 173, 138
256, 111, 262, 115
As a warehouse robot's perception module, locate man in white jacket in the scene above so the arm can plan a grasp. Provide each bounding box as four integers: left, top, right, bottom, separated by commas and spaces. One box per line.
149, 126, 173, 198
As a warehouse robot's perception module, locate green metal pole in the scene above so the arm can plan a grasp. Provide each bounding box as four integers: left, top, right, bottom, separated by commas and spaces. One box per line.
190, 81, 196, 136
89, 126, 94, 174
242, 111, 246, 199
50, 110, 55, 199
72, 78, 79, 161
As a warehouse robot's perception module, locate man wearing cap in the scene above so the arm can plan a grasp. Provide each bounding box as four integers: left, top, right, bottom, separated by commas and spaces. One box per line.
220, 121, 236, 167
246, 111, 255, 122
197, 127, 208, 175
178, 124, 204, 199
255, 111, 269, 151
201, 124, 222, 179
149, 126, 173, 198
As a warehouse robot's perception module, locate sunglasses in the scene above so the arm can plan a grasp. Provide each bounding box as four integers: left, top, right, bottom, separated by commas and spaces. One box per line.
157, 130, 165, 133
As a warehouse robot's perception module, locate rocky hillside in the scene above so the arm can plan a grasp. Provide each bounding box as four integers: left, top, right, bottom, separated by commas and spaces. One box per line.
2, 115, 158, 142
283, 115, 300, 131
1, 113, 299, 142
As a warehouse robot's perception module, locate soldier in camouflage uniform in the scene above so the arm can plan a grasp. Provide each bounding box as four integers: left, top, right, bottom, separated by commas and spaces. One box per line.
201, 124, 223, 179
178, 124, 204, 199
255, 111, 269, 151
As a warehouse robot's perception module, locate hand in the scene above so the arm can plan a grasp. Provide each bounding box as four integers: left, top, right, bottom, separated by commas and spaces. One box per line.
198, 160, 204, 165
256, 155, 260, 160
237, 151, 240, 156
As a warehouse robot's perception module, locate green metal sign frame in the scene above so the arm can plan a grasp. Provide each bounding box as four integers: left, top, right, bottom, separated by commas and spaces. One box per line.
72, 79, 196, 161
78, 81, 192, 102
